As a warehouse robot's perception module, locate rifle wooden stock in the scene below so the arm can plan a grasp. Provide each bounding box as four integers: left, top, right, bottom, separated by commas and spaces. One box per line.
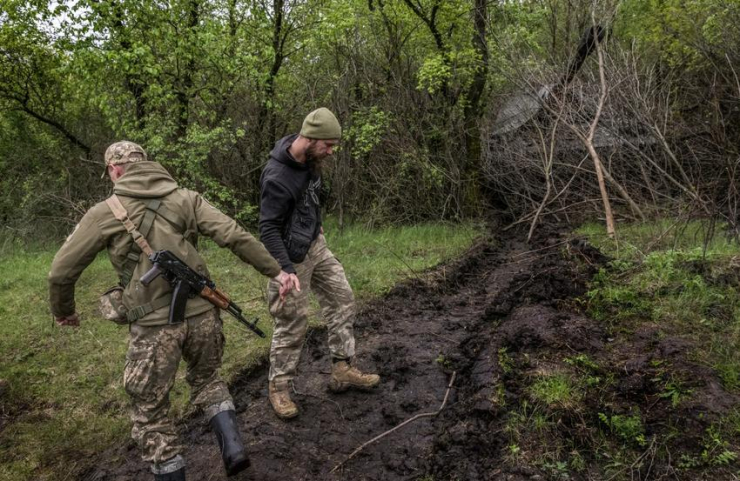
201, 286, 229, 309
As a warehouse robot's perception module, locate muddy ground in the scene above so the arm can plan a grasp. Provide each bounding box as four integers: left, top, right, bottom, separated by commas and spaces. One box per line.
84, 229, 740, 481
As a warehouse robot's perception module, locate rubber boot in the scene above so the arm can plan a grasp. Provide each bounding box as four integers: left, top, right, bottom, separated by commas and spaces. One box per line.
152, 455, 186, 481
209, 410, 250, 477
154, 468, 185, 481
329, 360, 380, 392
268, 380, 299, 419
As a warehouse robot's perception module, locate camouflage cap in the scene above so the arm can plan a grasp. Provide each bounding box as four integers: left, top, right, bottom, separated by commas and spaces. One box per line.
101, 141, 148, 178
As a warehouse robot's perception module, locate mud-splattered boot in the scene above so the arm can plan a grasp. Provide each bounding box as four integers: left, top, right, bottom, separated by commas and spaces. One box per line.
209, 409, 251, 477
152, 455, 186, 481
329, 360, 380, 392
268, 380, 299, 419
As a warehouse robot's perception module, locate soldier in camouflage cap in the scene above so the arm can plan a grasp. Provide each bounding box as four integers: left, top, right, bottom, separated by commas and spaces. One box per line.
101, 140, 148, 178
50, 140, 298, 480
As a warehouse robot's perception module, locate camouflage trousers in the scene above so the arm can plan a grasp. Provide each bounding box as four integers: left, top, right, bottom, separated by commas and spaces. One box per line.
124, 308, 232, 465
268, 234, 356, 381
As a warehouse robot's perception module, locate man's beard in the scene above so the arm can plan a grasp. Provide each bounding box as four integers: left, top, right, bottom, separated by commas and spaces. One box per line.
305, 144, 324, 175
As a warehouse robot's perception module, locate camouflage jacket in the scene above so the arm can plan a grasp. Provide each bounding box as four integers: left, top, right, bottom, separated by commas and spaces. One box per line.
49, 161, 281, 326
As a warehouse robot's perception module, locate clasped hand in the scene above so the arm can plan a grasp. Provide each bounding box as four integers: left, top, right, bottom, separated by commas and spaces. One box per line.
274, 270, 301, 301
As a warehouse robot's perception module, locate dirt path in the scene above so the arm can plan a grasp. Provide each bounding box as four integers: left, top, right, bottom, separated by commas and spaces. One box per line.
83, 232, 538, 480
83, 229, 739, 480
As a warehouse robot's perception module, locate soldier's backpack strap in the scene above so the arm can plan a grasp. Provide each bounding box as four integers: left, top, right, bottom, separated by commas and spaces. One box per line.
105, 195, 155, 257
145, 199, 186, 234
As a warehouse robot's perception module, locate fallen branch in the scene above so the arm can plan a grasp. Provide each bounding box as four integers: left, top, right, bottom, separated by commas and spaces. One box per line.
329, 371, 457, 474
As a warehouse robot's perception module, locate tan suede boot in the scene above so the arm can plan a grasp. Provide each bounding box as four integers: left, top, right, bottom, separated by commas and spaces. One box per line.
329, 361, 380, 392
268, 380, 299, 419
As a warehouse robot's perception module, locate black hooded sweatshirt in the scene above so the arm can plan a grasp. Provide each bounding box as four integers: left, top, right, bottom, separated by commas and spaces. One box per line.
259, 134, 322, 274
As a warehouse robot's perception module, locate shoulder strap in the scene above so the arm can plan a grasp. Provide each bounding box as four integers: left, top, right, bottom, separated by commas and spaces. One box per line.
106, 195, 155, 256
147, 199, 187, 234
106, 195, 156, 287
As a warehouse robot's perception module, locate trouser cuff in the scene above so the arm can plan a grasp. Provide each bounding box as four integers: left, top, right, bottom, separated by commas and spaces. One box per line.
269, 372, 294, 383
151, 454, 186, 474
205, 400, 236, 421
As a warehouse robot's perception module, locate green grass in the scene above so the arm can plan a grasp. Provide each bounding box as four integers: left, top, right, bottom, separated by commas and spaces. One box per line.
576, 219, 739, 260
598, 410, 647, 447
529, 372, 581, 408
0, 220, 481, 481
577, 220, 740, 392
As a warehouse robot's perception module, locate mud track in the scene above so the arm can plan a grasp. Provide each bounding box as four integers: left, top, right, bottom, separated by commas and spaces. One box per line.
84, 229, 739, 480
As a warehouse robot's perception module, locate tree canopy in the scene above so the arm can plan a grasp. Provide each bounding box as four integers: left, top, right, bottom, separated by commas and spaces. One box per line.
1, 0, 739, 239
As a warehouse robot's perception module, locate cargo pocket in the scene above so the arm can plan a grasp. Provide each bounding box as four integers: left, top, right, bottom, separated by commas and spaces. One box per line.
285, 231, 313, 263
283, 210, 315, 264
123, 343, 157, 402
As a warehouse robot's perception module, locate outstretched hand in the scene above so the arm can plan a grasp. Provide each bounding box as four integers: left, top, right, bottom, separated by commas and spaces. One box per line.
275, 270, 301, 301
55, 313, 80, 327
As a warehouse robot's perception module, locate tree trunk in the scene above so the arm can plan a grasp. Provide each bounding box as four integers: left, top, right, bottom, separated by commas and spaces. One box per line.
175, 0, 200, 140
461, 0, 488, 214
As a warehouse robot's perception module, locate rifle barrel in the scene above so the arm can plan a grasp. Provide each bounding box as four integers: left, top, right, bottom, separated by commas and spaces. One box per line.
225, 303, 266, 338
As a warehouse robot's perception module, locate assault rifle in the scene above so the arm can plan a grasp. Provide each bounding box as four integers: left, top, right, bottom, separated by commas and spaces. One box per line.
140, 250, 266, 338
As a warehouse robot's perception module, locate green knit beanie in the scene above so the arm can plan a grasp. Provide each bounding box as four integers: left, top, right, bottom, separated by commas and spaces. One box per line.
300, 107, 342, 139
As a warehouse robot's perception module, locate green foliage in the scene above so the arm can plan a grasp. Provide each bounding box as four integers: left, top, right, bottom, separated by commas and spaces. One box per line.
529, 372, 580, 408
577, 220, 739, 259
599, 410, 647, 447
435, 353, 452, 369
498, 347, 514, 374
418, 54, 453, 95
346, 107, 392, 159
569, 450, 586, 472
656, 376, 693, 408
578, 220, 740, 397
701, 424, 738, 466
2, 0, 740, 233
587, 265, 652, 322
504, 399, 555, 441
564, 354, 603, 387
678, 422, 739, 469
564, 354, 599, 372
160, 123, 258, 224
581, 221, 740, 328
488, 0, 549, 87
540, 459, 570, 480
616, 0, 740, 70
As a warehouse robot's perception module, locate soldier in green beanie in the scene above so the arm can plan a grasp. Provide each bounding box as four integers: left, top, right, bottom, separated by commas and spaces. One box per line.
259, 108, 381, 419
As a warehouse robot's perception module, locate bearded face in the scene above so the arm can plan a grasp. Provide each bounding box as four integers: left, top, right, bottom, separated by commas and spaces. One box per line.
305, 141, 325, 174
